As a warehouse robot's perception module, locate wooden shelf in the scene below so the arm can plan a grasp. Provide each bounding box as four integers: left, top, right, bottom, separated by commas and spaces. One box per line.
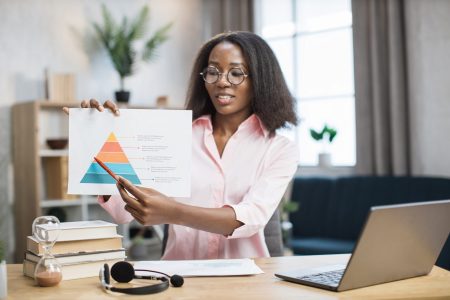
41, 199, 82, 207
12, 100, 162, 262
12, 100, 99, 262
37, 100, 81, 109
41, 196, 98, 207
40, 149, 68, 157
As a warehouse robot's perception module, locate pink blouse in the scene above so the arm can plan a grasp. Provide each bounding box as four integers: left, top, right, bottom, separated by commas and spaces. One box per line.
99, 114, 298, 259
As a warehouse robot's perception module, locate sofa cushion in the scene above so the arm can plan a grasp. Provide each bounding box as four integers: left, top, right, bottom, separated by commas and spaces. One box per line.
329, 177, 450, 239
289, 177, 335, 238
291, 176, 450, 240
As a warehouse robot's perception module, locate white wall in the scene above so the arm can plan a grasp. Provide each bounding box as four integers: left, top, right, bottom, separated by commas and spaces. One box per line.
0, 0, 204, 261
406, 0, 450, 177
0, 0, 203, 105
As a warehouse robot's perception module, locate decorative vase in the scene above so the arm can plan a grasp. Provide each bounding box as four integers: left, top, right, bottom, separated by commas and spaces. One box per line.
0, 260, 7, 299
115, 90, 130, 103
318, 152, 332, 168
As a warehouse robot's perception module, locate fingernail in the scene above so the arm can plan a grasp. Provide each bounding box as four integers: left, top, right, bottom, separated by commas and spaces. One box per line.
99, 105, 104, 112
115, 109, 120, 116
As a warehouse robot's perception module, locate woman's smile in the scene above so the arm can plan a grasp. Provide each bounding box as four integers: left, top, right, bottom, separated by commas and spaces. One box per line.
215, 93, 235, 105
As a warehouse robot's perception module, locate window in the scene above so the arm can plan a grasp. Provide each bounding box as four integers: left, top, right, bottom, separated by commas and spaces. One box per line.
255, 0, 356, 166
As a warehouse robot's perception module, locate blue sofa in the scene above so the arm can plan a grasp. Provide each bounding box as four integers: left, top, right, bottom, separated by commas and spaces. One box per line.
289, 176, 450, 270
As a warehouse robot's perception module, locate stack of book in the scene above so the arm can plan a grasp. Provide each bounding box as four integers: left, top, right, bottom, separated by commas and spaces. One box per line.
23, 220, 125, 280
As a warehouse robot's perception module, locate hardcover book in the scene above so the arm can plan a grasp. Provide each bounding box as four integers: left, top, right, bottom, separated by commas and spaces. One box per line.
34, 220, 118, 242
23, 258, 124, 280
24, 249, 126, 265
26, 235, 123, 256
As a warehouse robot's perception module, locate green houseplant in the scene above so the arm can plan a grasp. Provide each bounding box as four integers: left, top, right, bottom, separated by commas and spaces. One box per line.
310, 124, 338, 167
93, 4, 172, 103
280, 197, 299, 252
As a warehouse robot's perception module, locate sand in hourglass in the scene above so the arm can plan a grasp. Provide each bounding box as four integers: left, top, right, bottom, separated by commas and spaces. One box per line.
35, 271, 62, 287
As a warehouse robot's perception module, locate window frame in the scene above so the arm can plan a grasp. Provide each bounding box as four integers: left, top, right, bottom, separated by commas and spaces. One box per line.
254, 0, 356, 168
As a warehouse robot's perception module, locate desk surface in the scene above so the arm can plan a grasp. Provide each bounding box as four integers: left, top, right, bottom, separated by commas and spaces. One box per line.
6, 254, 450, 299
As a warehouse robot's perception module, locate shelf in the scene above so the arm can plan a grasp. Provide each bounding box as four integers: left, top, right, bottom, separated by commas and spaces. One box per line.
41, 199, 82, 207
40, 149, 68, 157
41, 196, 98, 207
12, 100, 134, 262
38, 101, 81, 109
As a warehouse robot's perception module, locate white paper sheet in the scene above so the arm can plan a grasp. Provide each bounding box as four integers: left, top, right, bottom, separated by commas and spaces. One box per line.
68, 108, 192, 197
133, 259, 264, 277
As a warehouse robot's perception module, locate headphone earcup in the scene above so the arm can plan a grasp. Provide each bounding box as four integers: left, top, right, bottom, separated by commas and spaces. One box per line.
103, 264, 110, 285
111, 261, 135, 283
170, 274, 184, 287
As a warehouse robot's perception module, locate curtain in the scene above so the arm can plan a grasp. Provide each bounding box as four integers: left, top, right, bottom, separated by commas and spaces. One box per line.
352, 0, 411, 175
202, 0, 254, 40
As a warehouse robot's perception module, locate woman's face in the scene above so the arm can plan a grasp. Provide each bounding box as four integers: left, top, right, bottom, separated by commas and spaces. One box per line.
205, 41, 253, 119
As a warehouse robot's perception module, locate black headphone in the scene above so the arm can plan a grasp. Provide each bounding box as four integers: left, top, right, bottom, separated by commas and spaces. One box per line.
99, 261, 184, 295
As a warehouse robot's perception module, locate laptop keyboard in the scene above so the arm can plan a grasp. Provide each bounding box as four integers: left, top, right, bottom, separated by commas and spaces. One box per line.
297, 269, 345, 287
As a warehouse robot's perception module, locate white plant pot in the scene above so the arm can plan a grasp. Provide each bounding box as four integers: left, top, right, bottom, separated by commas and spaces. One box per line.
318, 152, 332, 168
0, 261, 7, 299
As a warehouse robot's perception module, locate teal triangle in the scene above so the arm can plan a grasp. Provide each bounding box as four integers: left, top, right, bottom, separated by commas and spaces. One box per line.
81, 161, 141, 185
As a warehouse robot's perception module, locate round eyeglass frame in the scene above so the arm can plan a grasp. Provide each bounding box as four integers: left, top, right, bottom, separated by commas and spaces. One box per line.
200, 66, 249, 86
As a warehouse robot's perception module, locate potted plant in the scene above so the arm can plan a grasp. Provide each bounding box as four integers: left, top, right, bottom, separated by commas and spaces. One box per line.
280, 198, 299, 251
310, 124, 338, 167
93, 4, 172, 103
0, 241, 7, 299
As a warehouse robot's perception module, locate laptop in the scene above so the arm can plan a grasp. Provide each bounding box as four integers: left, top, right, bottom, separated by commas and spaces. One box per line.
275, 199, 450, 292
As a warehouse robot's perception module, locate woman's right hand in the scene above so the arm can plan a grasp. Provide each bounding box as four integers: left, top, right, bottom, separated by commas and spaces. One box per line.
62, 99, 120, 116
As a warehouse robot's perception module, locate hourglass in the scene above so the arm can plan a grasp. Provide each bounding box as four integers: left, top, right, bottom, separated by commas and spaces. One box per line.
32, 216, 63, 287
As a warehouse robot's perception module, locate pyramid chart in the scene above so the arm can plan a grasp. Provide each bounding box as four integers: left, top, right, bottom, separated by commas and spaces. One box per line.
81, 132, 141, 184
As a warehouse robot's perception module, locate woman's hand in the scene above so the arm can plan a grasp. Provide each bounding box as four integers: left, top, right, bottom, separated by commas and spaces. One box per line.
62, 99, 120, 115
116, 176, 179, 226
116, 176, 241, 235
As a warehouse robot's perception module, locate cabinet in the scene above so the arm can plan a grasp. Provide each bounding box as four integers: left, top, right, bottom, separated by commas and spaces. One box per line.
12, 101, 140, 262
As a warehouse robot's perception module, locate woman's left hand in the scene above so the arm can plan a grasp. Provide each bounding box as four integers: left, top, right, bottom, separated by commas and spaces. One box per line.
116, 176, 178, 226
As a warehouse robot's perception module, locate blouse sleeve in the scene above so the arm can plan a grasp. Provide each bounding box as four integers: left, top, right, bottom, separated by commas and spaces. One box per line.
226, 138, 298, 239
98, 195, 134, 224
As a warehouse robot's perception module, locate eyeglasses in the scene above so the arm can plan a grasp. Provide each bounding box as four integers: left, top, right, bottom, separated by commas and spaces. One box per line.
200, 66, 249, 85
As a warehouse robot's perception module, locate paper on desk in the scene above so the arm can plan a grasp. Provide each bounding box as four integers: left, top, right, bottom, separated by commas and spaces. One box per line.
133, 258, 264, 277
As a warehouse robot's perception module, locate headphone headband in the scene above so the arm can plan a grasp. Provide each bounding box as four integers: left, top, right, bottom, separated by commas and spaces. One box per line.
99, 261, 183, 295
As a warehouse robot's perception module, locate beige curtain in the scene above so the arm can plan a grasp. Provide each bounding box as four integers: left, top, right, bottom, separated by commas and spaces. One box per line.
352, 0, 411, 175
202, 0, 254, 40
